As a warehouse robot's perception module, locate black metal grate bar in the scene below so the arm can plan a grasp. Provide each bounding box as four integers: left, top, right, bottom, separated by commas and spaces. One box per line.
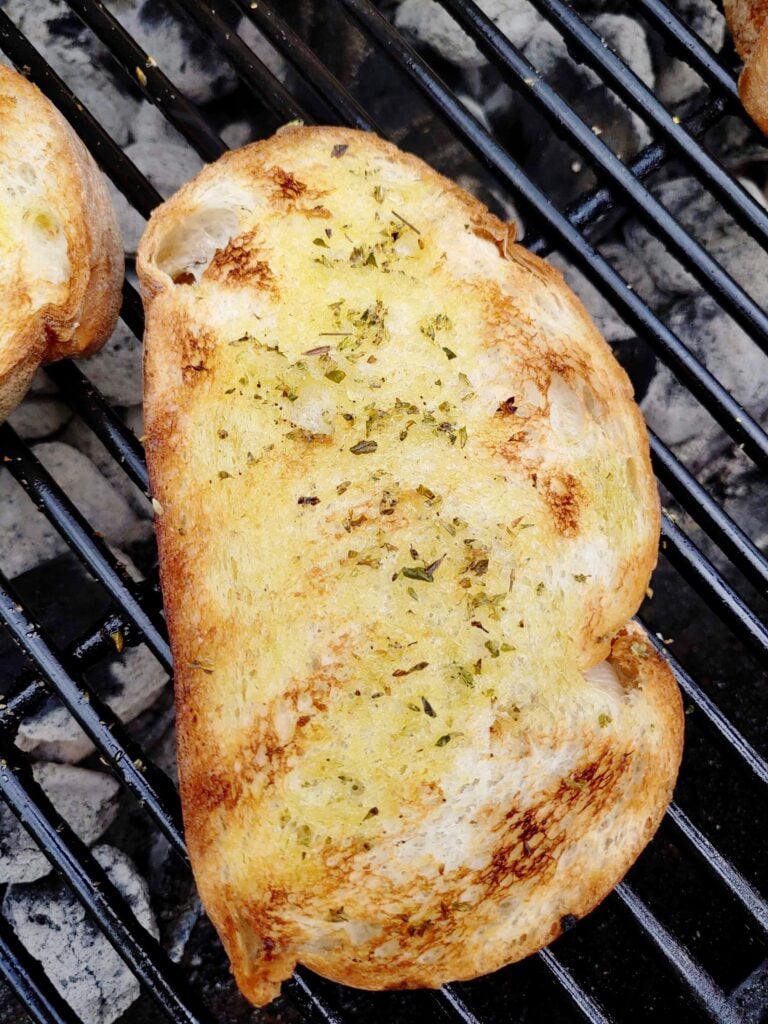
660, 516, 768, 657
614, 882, 738, 1023
435, 986, 483, 1024
230, 0, 380, 132
64, 0, 227, 163
650, 430, 768, 597
43, 360, 150, 496
333, 0, 768, 468
537, 948, 610, 1024
168, 0, 309, 124
0, 573, 187, 863
0, 915, 82, 1024
665, 804, 768, 933
0, 425, 170, 669
0, 608, 143, 736
632, 0, 740, 98
439, 0, 768, 356
0, 1, 765, 1022
642, 627, 768, 787
0, 746, 211, 1024
528, 96, 726, 257
523, 0, 768, 250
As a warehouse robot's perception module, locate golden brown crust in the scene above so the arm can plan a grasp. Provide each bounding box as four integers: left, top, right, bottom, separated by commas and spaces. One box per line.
725, 0, 768, 133
0, 65, 123, 420
138, 126, 680, 1007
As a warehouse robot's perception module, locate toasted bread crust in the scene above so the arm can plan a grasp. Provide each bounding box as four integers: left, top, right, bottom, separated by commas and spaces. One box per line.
0, 65, 122, 420
725, 0, 768, 133
139, 126, 681, 1006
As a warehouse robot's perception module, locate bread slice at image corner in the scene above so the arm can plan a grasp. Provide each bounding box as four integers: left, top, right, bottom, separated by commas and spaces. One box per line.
0, 64, 122, 421
137, 125, 683, 1006
725, 0, 768, 134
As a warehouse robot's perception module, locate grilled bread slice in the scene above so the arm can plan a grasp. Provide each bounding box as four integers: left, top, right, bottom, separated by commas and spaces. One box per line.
0, 65, 122, 421
138, 126, 683, 1006
725, 0, 768, 133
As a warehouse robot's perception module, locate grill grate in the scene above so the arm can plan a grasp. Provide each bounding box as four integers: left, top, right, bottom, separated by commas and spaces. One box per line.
0, 1, 765, 1022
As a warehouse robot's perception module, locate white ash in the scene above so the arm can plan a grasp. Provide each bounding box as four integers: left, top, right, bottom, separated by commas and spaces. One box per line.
395, 0, 489, 69
654, 0, 726, 106
74, 319, 144, 409
622, 177, 768, 307
0, 764, 120, 884
131, 97, 191, 150
395, 1, 655, 89
7, 395, 72, 442
549, 249, 634, 344
58, 414, 150, 522
591, 15, 655, 91
17, 643, 168, 763
236, 11, 289, 83
111, 0, 239, 105
109, 137, 204, 255
641, 293, 768, 466
31, 440, 149, 545
221, 119, 254, 150
0, 0, 139, 146
3, 844, 158, 1024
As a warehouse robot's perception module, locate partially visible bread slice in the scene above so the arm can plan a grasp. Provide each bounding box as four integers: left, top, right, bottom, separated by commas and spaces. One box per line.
0, 65, 122, 420
138, 126, 682, 1006
724, 0, 768, 134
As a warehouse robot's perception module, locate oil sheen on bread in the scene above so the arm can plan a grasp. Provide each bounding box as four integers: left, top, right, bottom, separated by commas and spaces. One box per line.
137, 126, 683, 1006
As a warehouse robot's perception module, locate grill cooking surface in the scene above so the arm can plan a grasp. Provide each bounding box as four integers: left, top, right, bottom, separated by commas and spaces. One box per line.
0, 1, 766, 1022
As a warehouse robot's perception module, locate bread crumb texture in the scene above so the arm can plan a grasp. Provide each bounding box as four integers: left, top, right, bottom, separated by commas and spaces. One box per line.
138, 126, 682, 1005
0, 66, 122, 421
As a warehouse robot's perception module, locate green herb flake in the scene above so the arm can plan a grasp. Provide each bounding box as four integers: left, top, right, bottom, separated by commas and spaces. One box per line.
598, 713, 612, 728
313, 237, 329, 248
436, 734, 452, 747
393, 661, 429, 677
336, 480, 351, 495
373, 185, 385, 203
457, 426, 468, 448
573, 573, 591, 582
402, 554, 444, 583
218, 470, 232, 480
421, 696, 437, 717
326, 907, 349, 922
401, 567, 429, 583
564, 777, 587, 792
458, 666, 475, 688
350, 440, 378, 455
442, 347, 457, 360
363, 806, 379, 821
484, 639, 500, 658
325, 368, 346, 383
